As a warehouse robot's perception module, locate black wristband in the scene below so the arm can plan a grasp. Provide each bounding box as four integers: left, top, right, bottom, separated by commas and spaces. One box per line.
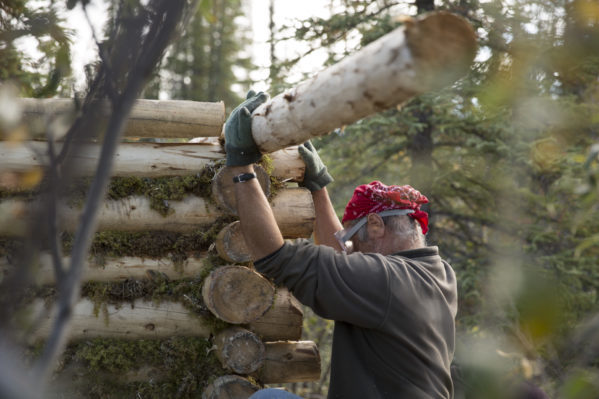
233, 172, 257, 183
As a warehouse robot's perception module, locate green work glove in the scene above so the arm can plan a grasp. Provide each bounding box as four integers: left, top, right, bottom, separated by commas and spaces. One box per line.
298, 141, 333, 191
225, 90, 269, 166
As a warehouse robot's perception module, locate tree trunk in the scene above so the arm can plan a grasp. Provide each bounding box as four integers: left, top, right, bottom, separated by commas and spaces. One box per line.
20, 98, 225, 139
215, 221, 251, 263
0, 253, 210, 285
250, 12, 476, 153
0, 190, 315, 238
202, 375, 260, 399
202, 265, 275, 324
0, 141, 305, 181
248, 287, 303, 341
28, 298, 213, 341
254, 341, 321, 384
214, 327, 266, 374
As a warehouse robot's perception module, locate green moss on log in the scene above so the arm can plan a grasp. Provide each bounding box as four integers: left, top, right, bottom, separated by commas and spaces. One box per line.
52, 336, 227, 398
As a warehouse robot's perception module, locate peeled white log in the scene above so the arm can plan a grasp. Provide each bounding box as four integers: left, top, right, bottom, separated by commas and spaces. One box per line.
20, 98, 225, 139
28, 298, 213, 341
0, 141, 304, 180
250, 12, 477, 153
0, 252, 210, 285
0, 192, 314, 238
202, 265, 275, 324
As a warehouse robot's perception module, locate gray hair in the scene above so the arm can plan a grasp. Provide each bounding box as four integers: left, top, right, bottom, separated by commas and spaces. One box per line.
349, 214, 426, 248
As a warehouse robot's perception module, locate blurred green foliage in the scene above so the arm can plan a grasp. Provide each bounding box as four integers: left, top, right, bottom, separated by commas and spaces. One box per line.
269, 0, 599, 397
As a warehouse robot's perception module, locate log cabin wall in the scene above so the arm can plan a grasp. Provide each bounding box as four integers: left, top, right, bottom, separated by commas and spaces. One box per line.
0, 98, 318, 399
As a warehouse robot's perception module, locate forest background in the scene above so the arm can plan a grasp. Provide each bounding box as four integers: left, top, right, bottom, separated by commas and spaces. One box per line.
1, 0, 599, 398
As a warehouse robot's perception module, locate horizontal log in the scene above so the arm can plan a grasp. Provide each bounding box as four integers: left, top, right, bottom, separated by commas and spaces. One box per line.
0, 190, 315, 238
28, 299, 213, 341
202, 265, 275, 324
251, 12, 476, 153
0, 253, 210, 285
0, 141, 304, 180
202, 375, 260, 399
254, 341, 321, 384
20, 98, 225, 139
248, 287, 303, 341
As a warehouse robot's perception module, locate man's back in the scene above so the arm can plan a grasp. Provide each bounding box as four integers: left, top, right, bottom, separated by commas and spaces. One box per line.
255, 242, 457, 399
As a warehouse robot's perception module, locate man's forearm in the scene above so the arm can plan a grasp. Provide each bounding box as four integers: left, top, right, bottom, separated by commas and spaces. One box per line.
312, 188, 343, 251
230, 165, 285, 260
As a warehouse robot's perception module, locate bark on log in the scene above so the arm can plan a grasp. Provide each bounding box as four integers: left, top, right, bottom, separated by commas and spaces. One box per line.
250, 12, 477, 153
28, 298, 213, 341
0, 141, 304, 180
248, 287, 303, 341
214, 327, 266, 374
0, 252, 209, 285
215, 221, 251, 263
0, 191, 314, 238
20, 98, 225, 139
254, 341, 321, 384
212, 165, 271, 215
202, 265, 275, 324
202, 375, 259, 399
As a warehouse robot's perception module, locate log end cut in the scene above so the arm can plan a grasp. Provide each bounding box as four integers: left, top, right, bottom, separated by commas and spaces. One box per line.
212, 165, 270, 215
202, 375, 260, 399
216, 221, 252, 263
202, 265, 275, 324
405, 11, 477, 89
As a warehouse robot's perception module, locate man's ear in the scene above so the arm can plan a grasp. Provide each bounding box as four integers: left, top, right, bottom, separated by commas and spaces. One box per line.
366, 213, 385, 238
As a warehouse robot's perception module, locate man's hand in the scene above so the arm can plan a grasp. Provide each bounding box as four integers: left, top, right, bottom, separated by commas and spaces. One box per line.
298, 140, 333, 191
225, 90, 269, 166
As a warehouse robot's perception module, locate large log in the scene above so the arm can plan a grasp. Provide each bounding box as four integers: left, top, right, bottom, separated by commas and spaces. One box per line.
0, 189, 314, 237
248, 288, 303, 341
202, 265, 275, 324
202, 375, 260, 399
0, 141, 304, 180
28, 298, 213, 341
0, 252, 210, 285
20, 98, 225, 139
254, 341, 321, 384
250, 12, 477, 153
214, 327, 266, 374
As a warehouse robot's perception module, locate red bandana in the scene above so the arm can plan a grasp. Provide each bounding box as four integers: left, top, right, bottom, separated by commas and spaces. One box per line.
341, 181, 429, 234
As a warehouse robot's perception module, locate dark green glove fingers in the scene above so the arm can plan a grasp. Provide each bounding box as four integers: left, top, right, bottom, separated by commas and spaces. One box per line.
298, 140, 333, 192
225, 91, 269, 166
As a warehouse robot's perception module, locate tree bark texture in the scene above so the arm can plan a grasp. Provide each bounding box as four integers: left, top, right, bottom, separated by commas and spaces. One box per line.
0, 190, 314, 238
20, 98, 225, 139
201, 265, 275, 324
250, 12, 476, 153
0, 253, 209, 285
0, 141, 304, 181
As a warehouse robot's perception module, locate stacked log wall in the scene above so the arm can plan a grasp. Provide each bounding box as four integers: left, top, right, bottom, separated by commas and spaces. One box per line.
0, 98, 318, 399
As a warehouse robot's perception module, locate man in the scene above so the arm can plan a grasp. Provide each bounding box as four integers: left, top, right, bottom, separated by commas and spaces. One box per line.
224, 91, 458, 398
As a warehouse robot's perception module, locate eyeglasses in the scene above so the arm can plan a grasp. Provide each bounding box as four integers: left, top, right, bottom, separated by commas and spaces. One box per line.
334, 209, 415, 253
